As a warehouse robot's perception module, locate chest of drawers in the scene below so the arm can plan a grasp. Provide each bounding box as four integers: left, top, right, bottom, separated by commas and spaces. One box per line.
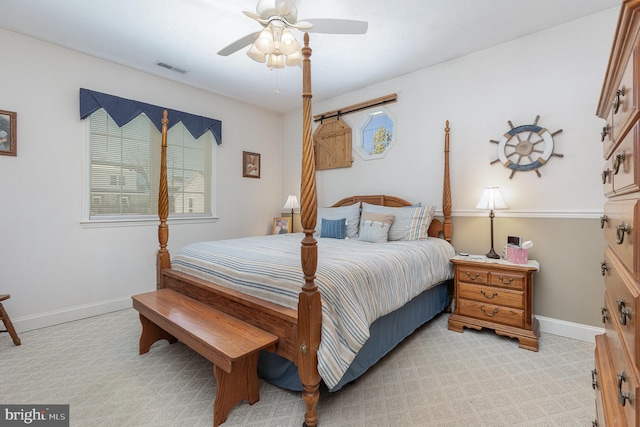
594, 1, 640, 426
447, 256, 539, 351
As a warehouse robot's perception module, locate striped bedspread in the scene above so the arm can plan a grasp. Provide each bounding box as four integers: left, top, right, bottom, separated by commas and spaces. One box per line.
171, 233, 455, 388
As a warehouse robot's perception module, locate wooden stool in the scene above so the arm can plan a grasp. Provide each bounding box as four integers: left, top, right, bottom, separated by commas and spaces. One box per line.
0, 294, 21, 346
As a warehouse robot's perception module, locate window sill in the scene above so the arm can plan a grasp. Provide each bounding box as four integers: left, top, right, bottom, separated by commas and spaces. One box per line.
80, 215, 219, 229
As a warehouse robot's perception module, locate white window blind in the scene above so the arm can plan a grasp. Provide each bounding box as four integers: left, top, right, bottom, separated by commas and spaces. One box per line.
88, 108, 213, 219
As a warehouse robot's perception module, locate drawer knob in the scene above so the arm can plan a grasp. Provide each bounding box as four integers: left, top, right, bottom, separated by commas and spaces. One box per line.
612, 151, 625, 175
480, 306, 498, 317
601, 306, 609, 324
601, 261, 608, 276
601, 124, 610, 142
612, 87, 625, 114
600, 215, 608, 229
592, 368, 599, 390
480, 290, 498, 299
601, 169, 610, 184
465, 272, 480, 280
615, 222, 630, 244
617, 371, 632, 406
498, 275, 514, 284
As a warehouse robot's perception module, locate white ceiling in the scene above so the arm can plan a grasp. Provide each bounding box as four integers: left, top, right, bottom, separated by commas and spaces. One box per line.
0, 0, 620, 113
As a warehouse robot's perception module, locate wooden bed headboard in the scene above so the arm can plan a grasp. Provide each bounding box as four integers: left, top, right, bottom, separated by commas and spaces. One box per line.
331, 194, 451, 241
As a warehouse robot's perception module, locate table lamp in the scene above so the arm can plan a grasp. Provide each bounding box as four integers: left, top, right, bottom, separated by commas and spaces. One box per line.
475, 187, 509, 259
283, 195, 300, 233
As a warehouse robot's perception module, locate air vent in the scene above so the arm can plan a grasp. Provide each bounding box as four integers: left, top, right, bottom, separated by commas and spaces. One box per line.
155, 61, 188, 74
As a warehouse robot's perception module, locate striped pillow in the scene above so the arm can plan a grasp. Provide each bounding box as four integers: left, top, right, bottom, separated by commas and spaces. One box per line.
320, 218, 347, 239
361, 202, 435, 241
359, 212, 395, 243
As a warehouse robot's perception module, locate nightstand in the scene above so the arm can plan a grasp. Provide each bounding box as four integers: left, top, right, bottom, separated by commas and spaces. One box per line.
447, 255, 540, 351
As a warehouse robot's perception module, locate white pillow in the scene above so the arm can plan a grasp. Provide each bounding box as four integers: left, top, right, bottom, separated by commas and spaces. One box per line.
359, 212, 395, 243
315, 202, 361, 239
361, 202, 435, 241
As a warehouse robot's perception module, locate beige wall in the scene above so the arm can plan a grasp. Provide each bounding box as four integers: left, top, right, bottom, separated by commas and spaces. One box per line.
451, 216, 605, 327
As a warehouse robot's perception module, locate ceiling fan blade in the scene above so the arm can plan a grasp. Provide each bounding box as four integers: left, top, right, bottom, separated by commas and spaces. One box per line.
217, 31, 260, 56
303, 18, 368, 34
242, 10, 266, 24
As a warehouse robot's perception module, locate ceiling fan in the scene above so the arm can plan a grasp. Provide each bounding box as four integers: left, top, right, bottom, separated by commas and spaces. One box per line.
217, 0, 368, 68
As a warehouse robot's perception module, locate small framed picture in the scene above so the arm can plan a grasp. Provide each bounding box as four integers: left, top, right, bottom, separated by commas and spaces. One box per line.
273, 217, 290, 234
0, 110, 17, 157
243, 151, 260, 178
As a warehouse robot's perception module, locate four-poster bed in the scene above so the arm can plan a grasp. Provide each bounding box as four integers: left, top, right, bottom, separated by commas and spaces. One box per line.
150, 34, 453, 426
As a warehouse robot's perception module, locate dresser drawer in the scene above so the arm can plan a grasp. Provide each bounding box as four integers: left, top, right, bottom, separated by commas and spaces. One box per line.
604, 313, 639, 426
457, 299, 524, 328
458, 282, 524, 309
608, 41, 640, 157
610, 123, 640, 196
604, 200, 640, 279
456, 267, 489, 285
595, 334, 630, 427
604, 249, 640, 369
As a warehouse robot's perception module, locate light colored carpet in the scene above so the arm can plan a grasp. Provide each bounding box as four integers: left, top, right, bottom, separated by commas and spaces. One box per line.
0, 308, 595, 426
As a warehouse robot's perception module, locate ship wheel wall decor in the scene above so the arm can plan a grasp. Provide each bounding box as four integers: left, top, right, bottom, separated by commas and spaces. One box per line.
490, 115, 563, 179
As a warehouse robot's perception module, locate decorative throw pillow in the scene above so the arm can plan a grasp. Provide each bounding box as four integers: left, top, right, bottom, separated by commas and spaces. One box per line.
320, 218, 347, 239
359, 212, 395, 243
361, 202, 436, 241
315, 203, 360, 239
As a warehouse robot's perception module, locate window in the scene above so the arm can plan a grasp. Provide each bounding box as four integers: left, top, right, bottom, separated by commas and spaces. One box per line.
354, 107, 397, 160
86, 108, 214, 220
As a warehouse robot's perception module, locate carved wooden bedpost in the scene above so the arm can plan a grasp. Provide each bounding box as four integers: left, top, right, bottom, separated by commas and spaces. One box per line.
442, 120, 452, 242
157, 110, 171, 288
297, 33, 321, 427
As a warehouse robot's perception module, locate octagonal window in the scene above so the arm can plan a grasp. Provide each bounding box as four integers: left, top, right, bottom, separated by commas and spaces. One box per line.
354, 107, 397, 160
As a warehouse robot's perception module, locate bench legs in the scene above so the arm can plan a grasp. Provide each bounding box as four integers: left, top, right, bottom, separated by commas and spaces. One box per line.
138, 314, 177, 354
0, 301, 21, 346
213, 353, 260, 427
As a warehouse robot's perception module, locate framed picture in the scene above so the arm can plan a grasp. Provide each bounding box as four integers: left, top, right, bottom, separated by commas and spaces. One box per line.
243, 151, 260, 178
0, 110, 17, 157
273, 217, 290, 234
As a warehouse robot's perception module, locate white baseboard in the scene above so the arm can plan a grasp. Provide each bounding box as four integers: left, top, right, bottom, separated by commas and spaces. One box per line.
536, 315, 604, 343
12, 297, 133, 333
11, 300, 604, 345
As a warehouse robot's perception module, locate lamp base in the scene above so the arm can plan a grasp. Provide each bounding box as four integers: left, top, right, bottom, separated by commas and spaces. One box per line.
485, 248, 501, 259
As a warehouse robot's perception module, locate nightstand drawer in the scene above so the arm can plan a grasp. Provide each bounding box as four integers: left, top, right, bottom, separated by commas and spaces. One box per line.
489, 271, 525, 290
457, 299, 524, 329
458, 282, 524, 309
457, 267, 489, 285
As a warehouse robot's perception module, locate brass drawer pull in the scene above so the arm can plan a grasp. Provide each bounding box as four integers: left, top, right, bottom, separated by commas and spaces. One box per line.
465, 272, 480, 280
616, 222, 630, 244
601, 124, 610, 142
602, 169, 610, 184
498, 276, 514, 284
616, 298, 632, 326
592, 368, 599, 390
601, 261, 608, 276
480, 306, 498, 317
480, 290, 498, 299
600, 215, 608, 229
613, 87, 625, 114
613, 151, 625, 175
617, 371, 632, 406
601, 306, 609, 324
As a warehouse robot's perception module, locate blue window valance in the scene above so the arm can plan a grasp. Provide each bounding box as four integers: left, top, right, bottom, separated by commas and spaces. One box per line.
79, 88, 222, 145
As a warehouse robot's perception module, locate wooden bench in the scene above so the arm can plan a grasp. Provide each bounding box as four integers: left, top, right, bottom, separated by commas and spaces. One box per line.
132, 288, 278, 427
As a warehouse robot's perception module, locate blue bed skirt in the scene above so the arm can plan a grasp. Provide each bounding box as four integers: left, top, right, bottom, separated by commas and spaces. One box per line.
258, 280, 451, 392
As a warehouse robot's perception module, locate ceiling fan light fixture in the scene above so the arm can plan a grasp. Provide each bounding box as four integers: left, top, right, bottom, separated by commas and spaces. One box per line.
285, 49, 303, 67
267, 53, 285, 69
247, 43, 267, 63
279, 29, 300, 55
255, 27, 275, 53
